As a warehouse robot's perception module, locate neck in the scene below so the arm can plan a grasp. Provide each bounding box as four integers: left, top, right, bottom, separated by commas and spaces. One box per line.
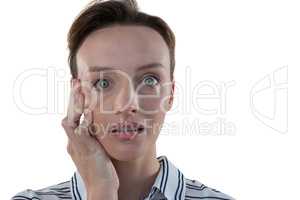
111, 147, 160, 200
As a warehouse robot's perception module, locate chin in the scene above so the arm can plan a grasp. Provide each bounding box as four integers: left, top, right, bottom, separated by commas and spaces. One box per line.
107, 149, 145, 162
95, 138, 144, 162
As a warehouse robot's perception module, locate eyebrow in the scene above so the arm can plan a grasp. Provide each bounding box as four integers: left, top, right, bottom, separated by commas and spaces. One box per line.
88, 62, 164, 72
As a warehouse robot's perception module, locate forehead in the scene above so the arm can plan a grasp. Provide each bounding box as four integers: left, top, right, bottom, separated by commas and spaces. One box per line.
76, 25, 170, 76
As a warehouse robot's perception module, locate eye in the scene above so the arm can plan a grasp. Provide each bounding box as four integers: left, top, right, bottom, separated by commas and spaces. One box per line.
93, 78, 111, 90
142, 74, 160, 87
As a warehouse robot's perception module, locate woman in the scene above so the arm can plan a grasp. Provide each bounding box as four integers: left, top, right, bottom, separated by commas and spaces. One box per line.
12, 0, 234, 199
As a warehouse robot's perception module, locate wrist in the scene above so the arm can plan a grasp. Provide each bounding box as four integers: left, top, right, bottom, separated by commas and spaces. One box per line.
87, 186, 118, 200
88, 192, 118, 200
88, 193, 118, 200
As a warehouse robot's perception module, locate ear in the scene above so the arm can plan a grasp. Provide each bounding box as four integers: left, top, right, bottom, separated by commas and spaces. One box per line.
166, 80, 175, 111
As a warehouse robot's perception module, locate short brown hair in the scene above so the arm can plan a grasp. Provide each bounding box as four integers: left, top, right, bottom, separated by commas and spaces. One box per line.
67, 0, 176, 80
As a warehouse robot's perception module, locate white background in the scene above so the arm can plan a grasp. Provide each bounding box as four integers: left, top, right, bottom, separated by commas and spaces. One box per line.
1, 0, 299, 199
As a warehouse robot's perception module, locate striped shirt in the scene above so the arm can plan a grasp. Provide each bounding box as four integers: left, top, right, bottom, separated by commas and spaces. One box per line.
11, 155, 234, 200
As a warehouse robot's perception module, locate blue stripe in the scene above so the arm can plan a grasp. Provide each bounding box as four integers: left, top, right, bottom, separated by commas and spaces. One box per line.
162, 158, 169, 193
185, 196, 231, 200
179, 171, 184, 200
159, 158, 165, 192
73, 173, 82, 200
71, 177, 77, 200
174, 169, 181, 200
149, 187, 158, 199
12, 196, 41, 200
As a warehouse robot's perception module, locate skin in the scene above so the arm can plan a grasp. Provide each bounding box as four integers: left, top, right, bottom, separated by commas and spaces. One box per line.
62, 25, 175, 200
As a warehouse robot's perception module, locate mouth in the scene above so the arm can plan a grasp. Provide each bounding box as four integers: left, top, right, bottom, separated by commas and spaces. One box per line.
109, 121, 146, 138
111, 126, 145, 134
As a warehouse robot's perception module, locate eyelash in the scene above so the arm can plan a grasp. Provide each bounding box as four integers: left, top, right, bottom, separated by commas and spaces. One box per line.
141, 73, 160, 86
92, 77, 113, 90
93, 73, 160, 90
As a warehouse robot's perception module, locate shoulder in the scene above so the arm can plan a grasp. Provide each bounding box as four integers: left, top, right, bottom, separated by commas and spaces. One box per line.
184, 178, 235, 200
11, 180, 72, 200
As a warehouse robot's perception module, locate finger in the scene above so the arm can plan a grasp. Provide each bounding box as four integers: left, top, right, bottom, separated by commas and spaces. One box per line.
73, 100, 91, 137
75, 110, 96, 137
80, 85, 98, 137
62, 112, 84, 139
74, 87, 93, 136
85, 108, 98, 137
66, 140, 73, 155
61, 116, 76, 140
67, 78, 84, 128
62, 78, 84, 140
83, 106, 93, 126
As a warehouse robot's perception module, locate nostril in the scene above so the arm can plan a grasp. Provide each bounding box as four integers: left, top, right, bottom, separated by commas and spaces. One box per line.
129, 106, 138, 115
113, 104, 138, 115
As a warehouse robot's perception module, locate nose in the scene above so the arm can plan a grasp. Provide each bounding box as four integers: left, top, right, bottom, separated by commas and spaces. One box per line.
113, 83, 139, 116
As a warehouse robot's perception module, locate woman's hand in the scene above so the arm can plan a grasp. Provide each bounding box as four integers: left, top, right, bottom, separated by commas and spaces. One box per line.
61, 78, 119, 198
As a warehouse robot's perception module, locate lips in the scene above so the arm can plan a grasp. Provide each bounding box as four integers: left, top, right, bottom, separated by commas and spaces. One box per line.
110, 122, 145, 134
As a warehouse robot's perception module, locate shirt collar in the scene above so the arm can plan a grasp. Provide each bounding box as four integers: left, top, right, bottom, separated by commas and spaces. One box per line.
149, 155, 186, 200
70, 155, 186, 200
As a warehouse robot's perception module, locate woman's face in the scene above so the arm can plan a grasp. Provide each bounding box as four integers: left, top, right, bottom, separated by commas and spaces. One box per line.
75, 25, 174, 161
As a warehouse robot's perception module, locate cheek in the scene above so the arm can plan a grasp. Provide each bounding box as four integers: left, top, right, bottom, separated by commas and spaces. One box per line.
139, 96, 161, 112
82, 88, 114, 113
79, 82, 110, 112
139, 87, 171, 114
